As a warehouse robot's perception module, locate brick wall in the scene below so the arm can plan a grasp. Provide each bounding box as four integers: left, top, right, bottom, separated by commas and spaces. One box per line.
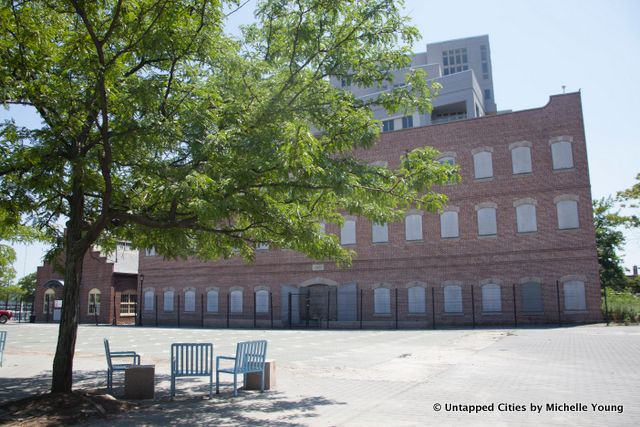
136, 92, 600, 327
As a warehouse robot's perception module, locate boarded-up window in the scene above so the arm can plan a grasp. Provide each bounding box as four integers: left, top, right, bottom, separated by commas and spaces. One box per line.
374, 287, 391, 314
341, 219, 356, 245
230, 290, 243, 313
473, 151, 493, 179
207, 290, 219, 313
557, 200, 579, 229
564, 281, 586, 311
481, 284, 501, 312
477, 207, 497, 236
516, 204, 537, 233
163, 290, 174, 312
521, 282, 543, 312
407, 286, 426, 314
551, 141, 574, 170
184, 290, 196, 312
405, 214, 422, 241
511, 146, 532, 174
441, 211, 459, 238
144, 290, 154, 311
444, 285, 462, 313
256, 290, 269, 313
372, 222, 388, 243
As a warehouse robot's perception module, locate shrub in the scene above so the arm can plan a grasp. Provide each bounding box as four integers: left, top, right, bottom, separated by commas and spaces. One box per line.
602, 288, 640, 324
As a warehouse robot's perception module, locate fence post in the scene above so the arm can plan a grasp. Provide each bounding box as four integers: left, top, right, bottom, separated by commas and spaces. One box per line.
555, 280, 562, 326
201, 294, 205, 328
253, 291, 257, 329
112, 294, 117, 326
269, 292, 274, 329
155, 295, 158, 326
431, 287, 436, 330
471, 285, 476, 329
326, 289, 331, 329
395, 288, 399, 330
512, 284, 517, 328
359, 289, 363, 330
603, 286, 610, 326
226, 292, 230, 328
177, 294, 181, 328
94, 304, 98, 326
287, 292, 292, 329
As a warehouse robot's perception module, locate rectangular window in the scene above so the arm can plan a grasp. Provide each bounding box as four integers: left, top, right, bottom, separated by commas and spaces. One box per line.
382, 119, 395, 132
477, 208, 497, 236
374, 288, 391, 314
341, 219, 356, 245
402, 115, 413, 129
408, 286, 426, 314
207, 291, 219, 313
482, 284, 501, 312
563, 281, 586, 311
551, 141, 574, 170
521, 282, 543, 312
144, 291, 154, 311
484, 89, 491, 100
405, 214, 423, 241
482, 62, 488, 73
441, 211, 459, 238
511, 146, 532, 174
372, 222, 388, 243
120, 293, 136, 315
230, 290, 243, 313
163, 291, 174, 312
557, 200, 579, 229
473, 151, 493, 179
444, 285, 462, 313
516, 204, 537, 233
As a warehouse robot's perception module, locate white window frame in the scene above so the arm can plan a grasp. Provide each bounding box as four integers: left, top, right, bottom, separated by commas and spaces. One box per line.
119, 291, 137, 316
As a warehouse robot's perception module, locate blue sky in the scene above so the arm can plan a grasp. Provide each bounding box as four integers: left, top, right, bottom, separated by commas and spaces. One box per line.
3, 0, 640, 278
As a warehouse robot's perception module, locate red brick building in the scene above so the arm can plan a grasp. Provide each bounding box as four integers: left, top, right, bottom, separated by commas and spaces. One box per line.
136, 92, 602, 328
34, 245, 138, 325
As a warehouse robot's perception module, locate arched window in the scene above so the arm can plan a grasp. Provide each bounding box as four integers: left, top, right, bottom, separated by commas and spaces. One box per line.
184, 289, 196, 312
555, 196, 579, 230
230, 289, 243, 313
550, 138, 574, 170
163, 290, 174, 312
255, 290, 269, 313
514, 199, 537, 233
372, 222, 388, 243
521, 282, 543, 312
509, 141, 532, 174
88, 288, 101, 315
144, 289, 154, 311
207, 290, 219, 313
477, 206, 497, 236
405, 213, 423, 241
374, 287, 391, 314
44, 289, 55, 313
564, 280, 586, 311
341, 218, 356, 245
444, 285, 462, 313
473, 149, 493, 179
441, 210, 459, 238
407, 286, 426, 314
481, 284, 501, 312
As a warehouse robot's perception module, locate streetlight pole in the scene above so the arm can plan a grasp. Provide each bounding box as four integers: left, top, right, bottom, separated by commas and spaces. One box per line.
138, 274, 145, 326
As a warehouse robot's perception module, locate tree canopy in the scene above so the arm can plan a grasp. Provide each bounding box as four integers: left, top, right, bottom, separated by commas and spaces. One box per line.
1, 0, 455, 393
593, 198, 629, 290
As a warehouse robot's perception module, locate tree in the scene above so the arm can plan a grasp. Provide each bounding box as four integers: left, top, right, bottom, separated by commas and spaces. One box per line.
17, 272, 37, 301
0, 243, 16, 288
617, 173, 640, 228
1, 0, 455, 393
593, 198, 628, 290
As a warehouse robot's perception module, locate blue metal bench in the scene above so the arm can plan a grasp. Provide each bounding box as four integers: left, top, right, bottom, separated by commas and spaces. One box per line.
0, 331, 6, 367
104, 338, 141, 393
171, 343, 214, 398
216, 340, 268, 397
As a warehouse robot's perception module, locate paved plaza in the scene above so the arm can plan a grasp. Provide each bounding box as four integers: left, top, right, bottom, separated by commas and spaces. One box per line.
0, 323, 638, 426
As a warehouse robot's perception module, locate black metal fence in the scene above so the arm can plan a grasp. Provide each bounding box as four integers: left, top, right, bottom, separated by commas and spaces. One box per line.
1, 299, 34, 323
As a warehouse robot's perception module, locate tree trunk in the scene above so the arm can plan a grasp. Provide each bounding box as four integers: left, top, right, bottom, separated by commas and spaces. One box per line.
51, 220, 85, 393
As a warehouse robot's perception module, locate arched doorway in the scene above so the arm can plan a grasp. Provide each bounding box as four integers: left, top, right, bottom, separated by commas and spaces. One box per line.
298, 278, 338, 327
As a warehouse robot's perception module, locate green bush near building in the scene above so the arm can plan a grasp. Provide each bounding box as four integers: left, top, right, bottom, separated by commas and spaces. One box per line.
603, 288, 640, 324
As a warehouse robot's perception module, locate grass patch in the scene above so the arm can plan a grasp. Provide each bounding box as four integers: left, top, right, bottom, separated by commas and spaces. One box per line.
602, 288, 640, 324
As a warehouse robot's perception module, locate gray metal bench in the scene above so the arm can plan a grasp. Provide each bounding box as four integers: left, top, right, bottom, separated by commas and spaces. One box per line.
171, 343, 214, 398
0, 331, 6, 367
216, 340, 268, 397
104, 338, 141, 393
